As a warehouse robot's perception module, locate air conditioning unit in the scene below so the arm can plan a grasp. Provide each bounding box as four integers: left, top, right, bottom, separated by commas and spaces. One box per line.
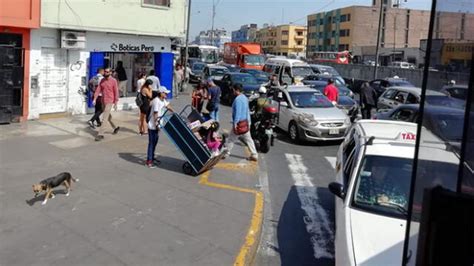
61, 30, 86, 49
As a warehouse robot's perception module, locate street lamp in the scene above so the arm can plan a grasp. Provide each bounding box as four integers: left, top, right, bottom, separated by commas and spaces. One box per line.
183, 0, 192, 92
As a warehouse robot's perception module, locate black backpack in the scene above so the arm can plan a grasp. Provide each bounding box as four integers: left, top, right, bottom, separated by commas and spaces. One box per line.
135, 92, 144, 107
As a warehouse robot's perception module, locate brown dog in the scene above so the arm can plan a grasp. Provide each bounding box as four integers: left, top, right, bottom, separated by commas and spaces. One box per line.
32, 172, 78, 205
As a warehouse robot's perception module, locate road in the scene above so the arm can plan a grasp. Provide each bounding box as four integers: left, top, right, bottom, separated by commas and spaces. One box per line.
256, 129, 341, 266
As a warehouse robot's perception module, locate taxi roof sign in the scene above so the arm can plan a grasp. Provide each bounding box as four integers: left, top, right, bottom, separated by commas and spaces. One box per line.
399, 132, 417, 141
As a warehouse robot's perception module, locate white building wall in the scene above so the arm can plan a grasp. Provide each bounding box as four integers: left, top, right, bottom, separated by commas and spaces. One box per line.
29, 28, 172, 119
41, 0, 186, 38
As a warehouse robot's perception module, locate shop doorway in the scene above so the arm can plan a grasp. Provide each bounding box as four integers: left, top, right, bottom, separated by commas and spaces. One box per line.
0, 33, 24, 122
105, 52, 155, 97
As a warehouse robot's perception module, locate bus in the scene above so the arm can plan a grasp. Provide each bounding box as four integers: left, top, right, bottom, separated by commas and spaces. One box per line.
310, 51, 351, 64
180, 45, 219, 65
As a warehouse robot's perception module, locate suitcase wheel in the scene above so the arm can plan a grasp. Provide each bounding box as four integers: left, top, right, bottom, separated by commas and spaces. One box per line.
183, 162, 196, 176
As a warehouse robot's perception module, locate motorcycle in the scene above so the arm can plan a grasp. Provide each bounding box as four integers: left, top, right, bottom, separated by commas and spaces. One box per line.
250, 99, 278, 153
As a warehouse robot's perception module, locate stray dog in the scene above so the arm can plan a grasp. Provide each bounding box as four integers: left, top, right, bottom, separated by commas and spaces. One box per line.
32, 172, 79, 205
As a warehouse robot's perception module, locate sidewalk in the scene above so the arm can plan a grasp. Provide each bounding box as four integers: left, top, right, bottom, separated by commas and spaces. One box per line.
0, 95, 263, 266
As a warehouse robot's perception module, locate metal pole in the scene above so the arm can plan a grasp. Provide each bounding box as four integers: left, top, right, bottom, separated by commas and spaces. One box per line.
374, 0, 384, 79
210, 0, 215, 46
183, 0, 192, 92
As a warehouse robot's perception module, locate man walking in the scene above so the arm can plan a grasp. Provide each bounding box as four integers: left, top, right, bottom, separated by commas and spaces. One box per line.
360, 82, 378, 119
223, 83, 258, 162
147, 70, 160, 91
93, 68, 120, 141
323, 78, 339, 105
116, 61, 128, 97
207, 79, 221, 121
87, 68, 104, 128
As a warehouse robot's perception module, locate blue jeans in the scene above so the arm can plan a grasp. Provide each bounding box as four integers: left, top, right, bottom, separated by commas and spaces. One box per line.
147, 129, 159, 161
210, 106, 219, 121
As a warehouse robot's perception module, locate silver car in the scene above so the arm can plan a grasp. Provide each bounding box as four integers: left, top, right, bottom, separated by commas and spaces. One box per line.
277, 86, 351, 142
377, 86, 445, 111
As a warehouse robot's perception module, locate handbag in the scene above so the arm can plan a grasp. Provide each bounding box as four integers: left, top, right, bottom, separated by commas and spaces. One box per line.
234, 120, 249, 135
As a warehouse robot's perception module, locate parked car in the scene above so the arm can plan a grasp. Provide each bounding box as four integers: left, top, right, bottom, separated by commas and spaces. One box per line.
309, 64, 345, 85
276, 86, 350, 143
374, 105, 464, 144
376, 86, 446, 111
376, 86, 462, 111
369, 78, 415, 97
240, 69, 270, 83
189, 62, 206, 84
389, 61, 415, 69
440, 84, 469, 100
216, 73, 261, 104
302, 77, 354, 98
202, 65, 228, 82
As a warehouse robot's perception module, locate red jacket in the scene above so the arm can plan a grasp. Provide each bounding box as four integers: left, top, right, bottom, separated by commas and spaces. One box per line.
94, 77, 119, 104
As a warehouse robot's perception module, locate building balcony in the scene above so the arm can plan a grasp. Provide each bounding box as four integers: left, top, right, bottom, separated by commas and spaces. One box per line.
294, 35, 305, 40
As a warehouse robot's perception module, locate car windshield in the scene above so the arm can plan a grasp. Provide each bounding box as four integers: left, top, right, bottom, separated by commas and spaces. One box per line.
201, 49, 219, 64
318, 66, 339, 76
353, 156, 412, 218
390, 80, 415, 87
232, 75, 259, 85
289, 92, 333, 108
292, 66, 314, 78
428, 114, 464, 142
244, 55, 265, 66
210, 68, 227, 76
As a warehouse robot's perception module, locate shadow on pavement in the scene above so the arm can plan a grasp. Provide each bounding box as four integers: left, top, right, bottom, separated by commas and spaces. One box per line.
118, 152, 186, 175
277, 185, 335, 266
26, 189, 68, 206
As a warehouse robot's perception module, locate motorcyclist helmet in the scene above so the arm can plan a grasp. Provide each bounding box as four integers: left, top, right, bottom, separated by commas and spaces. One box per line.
258, 86, 267, 94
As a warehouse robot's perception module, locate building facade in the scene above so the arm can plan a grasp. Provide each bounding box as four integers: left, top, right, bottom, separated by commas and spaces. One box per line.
0, 0, 40, 122
193, 29, 231, 51
307, 2, 474, 64
256, 25, 307, 57
231, 24, 258, 43
27, 0, 186, 119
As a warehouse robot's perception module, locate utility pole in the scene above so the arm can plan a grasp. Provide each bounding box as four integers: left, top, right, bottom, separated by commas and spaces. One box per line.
210, 0, 216, 46
374, 0, 384, 79
183, 0, 192, 92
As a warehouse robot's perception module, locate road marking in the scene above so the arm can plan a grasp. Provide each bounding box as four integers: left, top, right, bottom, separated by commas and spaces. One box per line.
285, 153, 335, 259
325, 156, 337, 169
199, 161, 263, 266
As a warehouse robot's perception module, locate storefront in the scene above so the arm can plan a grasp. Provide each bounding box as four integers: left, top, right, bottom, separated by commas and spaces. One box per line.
29, 28, 174, 119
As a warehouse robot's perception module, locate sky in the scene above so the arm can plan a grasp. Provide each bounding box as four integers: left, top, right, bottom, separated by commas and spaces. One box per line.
189, 0, 433, 39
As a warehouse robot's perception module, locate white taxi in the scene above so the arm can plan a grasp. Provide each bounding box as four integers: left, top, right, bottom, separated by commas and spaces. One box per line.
329, 120, 460, 265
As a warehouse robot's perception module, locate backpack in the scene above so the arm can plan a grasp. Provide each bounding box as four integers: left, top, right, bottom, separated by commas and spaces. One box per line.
135, 92, 144, 107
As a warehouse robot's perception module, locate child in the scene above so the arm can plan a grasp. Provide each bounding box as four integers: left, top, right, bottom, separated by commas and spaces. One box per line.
206, 121, 222, 157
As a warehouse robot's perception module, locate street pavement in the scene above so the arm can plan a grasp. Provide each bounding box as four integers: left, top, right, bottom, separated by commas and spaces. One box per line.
0, 95, 262, 266
255, 129, 340, 266
0, 91, 342, 266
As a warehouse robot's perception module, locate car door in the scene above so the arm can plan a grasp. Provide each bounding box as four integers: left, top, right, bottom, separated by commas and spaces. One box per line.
377, 89, 397, 110
281, 65, 293, 85
392, 91, 409, 108
277, 92, 292, 132
390, 108, 416, 122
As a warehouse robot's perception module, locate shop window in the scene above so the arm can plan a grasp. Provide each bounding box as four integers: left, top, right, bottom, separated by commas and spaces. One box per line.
143, 0, 170, 7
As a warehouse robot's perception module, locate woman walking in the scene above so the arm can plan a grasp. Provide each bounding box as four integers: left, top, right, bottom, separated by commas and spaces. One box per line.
138, 79, 153, 135
192, 81, 207, 113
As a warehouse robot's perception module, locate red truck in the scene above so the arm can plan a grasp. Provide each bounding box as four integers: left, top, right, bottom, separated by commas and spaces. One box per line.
223, 43, 265, 70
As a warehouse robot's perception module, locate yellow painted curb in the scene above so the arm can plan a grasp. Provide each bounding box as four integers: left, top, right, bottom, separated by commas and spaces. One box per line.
199, 163, 263, 266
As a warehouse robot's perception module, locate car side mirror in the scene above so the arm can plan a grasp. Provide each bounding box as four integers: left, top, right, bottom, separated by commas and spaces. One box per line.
280, 101, 288, 107
328, 182, 345, 199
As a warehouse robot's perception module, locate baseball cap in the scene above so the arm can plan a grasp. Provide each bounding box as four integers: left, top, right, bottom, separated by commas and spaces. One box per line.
158, 86, 170, 94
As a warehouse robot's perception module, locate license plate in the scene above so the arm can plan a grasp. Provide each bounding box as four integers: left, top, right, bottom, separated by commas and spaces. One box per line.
265, 129, 273, 135
329, 129, 339, 135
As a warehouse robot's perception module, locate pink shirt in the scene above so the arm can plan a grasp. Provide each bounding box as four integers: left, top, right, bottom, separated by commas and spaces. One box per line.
94, 77, 119, 104
323, 84, 339, 103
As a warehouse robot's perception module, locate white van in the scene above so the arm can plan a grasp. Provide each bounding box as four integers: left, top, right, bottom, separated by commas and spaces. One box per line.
389, 61, 415, 69
263, 58, 314, 85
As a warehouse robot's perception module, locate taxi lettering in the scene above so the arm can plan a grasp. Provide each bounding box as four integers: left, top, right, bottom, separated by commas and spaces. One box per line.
401, 132, 416, 140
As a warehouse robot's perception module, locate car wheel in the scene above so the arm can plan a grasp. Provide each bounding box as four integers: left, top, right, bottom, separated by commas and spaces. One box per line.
288, 122, 300, 143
